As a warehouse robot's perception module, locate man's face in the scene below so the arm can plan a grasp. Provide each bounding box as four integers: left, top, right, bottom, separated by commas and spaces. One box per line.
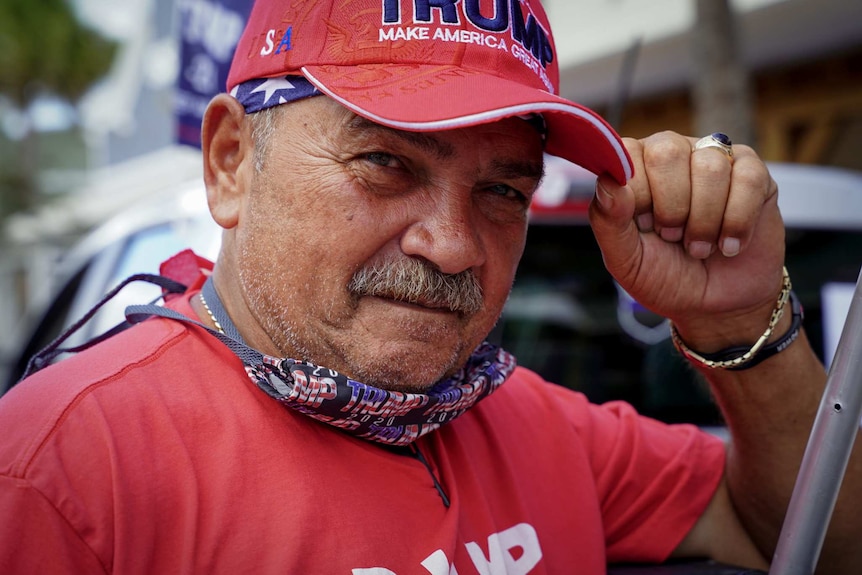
231, 97, 544, 392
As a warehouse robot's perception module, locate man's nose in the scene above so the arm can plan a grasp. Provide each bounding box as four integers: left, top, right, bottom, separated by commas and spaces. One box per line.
399, 190, 486, 275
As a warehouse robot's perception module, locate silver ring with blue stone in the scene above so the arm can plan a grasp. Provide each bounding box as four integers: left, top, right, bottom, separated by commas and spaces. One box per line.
693, 132, 733, 159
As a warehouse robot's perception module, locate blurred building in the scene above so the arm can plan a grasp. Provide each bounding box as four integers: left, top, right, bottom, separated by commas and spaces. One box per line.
546, 0, 862, 169
73, 0, 180, 165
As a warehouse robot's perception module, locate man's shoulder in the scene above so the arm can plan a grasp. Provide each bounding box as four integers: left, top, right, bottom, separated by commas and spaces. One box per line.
16, 303, 193, 387
0, 303, 224, 474
476, 366, 713, 447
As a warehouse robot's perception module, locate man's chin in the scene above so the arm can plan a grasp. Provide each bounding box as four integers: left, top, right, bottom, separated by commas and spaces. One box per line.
342, 348, 466, 394
356, 367, 456, 395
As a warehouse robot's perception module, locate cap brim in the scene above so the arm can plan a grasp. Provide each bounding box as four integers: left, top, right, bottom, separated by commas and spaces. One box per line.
301, 64, 633, 184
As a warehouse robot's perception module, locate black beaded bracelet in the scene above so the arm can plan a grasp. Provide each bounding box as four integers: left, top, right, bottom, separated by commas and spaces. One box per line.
697, 290, 804, 371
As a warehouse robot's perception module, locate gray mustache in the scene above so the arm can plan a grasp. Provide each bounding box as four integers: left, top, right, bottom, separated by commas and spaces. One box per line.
348, 258, 484, 315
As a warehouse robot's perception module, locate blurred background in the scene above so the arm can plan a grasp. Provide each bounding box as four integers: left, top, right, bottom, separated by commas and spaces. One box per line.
1, 0, 861, 423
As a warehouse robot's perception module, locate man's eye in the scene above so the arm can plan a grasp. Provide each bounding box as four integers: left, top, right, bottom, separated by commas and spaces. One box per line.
487, 184, 527, 202
364, 152, 398, 168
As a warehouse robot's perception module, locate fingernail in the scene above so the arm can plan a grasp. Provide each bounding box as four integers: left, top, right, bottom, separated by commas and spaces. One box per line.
721, 237, 740, 257
636, 213, 654, 232
688, 241, 713, 259
660, 227, 683, 242
595, 180, 612, 209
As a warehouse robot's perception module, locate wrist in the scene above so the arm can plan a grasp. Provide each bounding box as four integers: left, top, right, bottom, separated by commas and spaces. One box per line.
671, 267, 789, 351
670, 267, 802, 370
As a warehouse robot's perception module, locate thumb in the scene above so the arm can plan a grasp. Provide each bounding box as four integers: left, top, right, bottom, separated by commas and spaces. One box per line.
588, 174, 642, 280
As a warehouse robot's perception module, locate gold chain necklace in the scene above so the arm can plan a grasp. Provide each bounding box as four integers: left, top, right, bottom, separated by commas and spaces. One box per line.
199, 292, 225, 335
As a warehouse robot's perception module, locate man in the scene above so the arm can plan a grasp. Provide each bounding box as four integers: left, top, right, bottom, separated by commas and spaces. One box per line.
1, 0, 859, 573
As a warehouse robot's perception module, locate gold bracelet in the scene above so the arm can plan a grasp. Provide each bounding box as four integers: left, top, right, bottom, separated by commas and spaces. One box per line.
669, 266, 792, 370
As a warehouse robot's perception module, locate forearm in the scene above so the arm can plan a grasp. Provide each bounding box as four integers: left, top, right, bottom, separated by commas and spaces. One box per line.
678, 313, 862, 571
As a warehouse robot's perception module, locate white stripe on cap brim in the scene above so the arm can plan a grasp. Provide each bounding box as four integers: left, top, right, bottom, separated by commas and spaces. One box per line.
302, 67, 633, 183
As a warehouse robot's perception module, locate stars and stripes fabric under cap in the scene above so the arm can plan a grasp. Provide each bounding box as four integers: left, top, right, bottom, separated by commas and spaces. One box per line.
230, 75, 321, 114
226, 0, 634, 184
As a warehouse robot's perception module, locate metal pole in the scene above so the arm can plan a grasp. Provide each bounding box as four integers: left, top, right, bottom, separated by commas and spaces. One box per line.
770, 266, 862, 574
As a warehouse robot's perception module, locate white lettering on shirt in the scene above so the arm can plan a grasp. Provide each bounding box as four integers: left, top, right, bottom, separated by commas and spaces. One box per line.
352, 522, 542, 574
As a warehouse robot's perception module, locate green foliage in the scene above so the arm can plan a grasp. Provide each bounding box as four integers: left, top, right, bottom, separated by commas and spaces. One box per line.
0, 0, 118, 223
0, 0, 118, 107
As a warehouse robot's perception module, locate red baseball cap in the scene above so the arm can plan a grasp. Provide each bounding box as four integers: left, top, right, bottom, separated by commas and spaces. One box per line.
227, 0, 633, 184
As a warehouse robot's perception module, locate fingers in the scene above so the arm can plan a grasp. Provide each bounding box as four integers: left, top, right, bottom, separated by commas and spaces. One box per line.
589, 173, 640, 281
687, 141, 732, 258
625, 132, 774, 260
715, 146, 775, 256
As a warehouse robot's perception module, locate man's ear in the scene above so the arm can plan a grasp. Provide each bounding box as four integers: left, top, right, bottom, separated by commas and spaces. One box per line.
201, 93, 252, 229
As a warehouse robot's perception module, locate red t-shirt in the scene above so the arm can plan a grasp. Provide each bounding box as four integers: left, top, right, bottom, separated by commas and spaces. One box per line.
0, 275, 724, 574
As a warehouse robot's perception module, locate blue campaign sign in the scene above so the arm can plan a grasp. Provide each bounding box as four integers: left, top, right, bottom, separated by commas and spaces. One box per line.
175, 0, 254, 148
